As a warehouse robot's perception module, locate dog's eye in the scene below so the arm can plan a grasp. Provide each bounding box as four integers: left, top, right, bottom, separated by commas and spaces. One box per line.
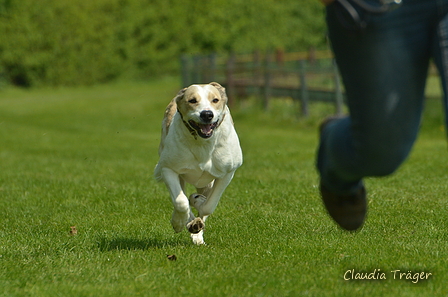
188, 98, 197, 104
212, 98, 219, 103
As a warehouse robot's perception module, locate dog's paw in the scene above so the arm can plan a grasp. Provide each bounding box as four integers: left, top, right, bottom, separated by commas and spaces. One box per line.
171, 211, 189, 233
189, 193, 207, 210
190, 230, 205, 245
186, 217, 205, 234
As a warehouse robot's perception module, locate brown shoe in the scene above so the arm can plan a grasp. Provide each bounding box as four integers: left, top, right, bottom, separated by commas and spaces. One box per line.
320, 183, 367, 231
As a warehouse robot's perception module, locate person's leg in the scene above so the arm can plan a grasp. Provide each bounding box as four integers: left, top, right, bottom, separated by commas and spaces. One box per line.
431, 1, 448, 134
317, 0, 441, 230
318, 0, 435, 196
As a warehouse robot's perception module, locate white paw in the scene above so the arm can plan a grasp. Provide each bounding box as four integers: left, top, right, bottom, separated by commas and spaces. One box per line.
171, 210, 189, 233
190, 230, 205, 245
189, 193, 207, 210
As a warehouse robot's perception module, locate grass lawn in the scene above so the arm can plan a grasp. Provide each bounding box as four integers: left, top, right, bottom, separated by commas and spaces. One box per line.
0, 77, 446, 296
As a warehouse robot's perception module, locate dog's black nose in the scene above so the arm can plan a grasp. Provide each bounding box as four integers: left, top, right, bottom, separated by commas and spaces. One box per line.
200, 110, 214, 122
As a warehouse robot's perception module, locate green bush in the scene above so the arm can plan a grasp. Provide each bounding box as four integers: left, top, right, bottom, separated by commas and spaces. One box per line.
0, 0, 326, 87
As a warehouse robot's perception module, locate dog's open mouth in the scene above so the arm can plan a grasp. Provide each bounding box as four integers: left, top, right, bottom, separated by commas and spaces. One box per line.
188, 120, 219, 139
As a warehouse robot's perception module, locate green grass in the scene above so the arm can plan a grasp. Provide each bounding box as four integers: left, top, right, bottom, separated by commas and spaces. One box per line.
0, 77, 446, 296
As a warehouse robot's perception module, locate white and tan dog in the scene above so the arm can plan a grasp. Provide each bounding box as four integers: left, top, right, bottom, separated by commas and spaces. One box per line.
154, 82, 243, 245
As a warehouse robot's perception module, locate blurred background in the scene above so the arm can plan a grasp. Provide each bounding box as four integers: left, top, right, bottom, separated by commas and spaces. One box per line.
0, 0, 326, 88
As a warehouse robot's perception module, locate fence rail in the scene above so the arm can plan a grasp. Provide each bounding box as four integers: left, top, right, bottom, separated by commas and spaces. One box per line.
180, 50, 345, 117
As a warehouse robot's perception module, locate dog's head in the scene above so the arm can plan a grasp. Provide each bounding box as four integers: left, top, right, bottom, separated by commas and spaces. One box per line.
176, 82, 228, 139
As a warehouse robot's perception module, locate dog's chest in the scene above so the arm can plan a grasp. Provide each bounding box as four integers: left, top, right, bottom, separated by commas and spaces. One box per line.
179, 156, 222, 188
185, 146, 225, 173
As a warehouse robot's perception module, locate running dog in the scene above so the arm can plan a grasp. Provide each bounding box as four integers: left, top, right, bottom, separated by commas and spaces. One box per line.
154, 82, 243, 245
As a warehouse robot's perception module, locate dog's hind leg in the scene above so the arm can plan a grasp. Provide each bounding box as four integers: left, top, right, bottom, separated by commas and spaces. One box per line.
189, 182, 213, 210
187, 193, 206, 235
188, 216, 208, 245
186, 213, 206, 245
189, 193, 207, 210
190, 230, 205, 245
186, 190, 208, 245
186, 182, 211, 236
187, 217, 205, 234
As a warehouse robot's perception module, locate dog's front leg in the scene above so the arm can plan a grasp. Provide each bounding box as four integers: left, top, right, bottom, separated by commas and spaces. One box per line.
196, 171, 236, 218
160, 167, 190, 233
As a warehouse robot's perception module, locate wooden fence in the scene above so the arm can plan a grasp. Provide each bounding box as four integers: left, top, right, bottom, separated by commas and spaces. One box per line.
180, 50, 345, 117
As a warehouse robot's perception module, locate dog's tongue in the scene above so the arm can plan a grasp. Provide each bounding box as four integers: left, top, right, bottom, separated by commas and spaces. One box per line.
200, 124, 213, 135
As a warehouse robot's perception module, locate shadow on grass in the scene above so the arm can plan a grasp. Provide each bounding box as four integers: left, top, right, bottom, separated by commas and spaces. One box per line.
97, 236, 189, 251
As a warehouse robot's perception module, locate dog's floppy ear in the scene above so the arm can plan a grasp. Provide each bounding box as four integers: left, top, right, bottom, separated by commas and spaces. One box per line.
175, 87, 187, 104
209, 82, 228, 103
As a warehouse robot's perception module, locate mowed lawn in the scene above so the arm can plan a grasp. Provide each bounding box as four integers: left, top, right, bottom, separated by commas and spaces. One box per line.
0, 77, 446, 296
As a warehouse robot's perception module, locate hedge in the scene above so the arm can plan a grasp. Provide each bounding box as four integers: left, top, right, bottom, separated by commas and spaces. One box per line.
0, 0, 326, 87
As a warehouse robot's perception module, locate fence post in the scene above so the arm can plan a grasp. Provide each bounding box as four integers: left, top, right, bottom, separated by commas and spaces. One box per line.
299, 60, 309, 117
253, 50, 262, 99
333, 60, 344, 115
208, 53, 217, 83
180, 54, 190, 87
263, 51, 273, 111
226, 53, 236, 107
192, 55, 201, 84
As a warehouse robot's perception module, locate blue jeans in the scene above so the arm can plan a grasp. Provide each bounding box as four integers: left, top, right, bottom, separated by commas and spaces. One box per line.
317, 0, 448, 195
